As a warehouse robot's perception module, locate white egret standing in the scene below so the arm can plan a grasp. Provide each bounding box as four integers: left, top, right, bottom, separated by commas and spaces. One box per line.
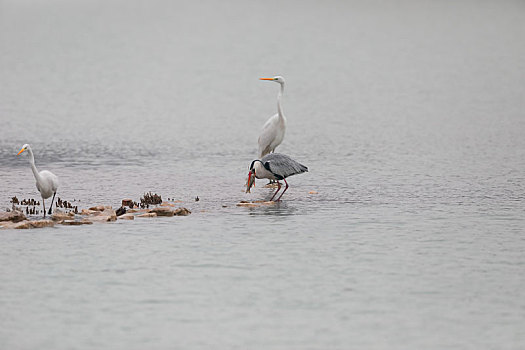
17, 144, 59, 217
258, 76, 287, 158
246, 153, 308, 201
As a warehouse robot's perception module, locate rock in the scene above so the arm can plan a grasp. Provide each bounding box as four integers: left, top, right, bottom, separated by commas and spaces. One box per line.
89, 215, 115, 222
88, 205, 106, 211
150, 207, 174, 217
264, 183, 280, 188
51, 210, 74, 222
236, 201, 258, 207
29, 220, 54, 228
1, 221, 19, 229
137, 212, 157, 218
256, 201, 277, 205
308, 191, 319, 194
174, 207, 191, 216
121, 199, 133, 207
14, 221, 32, 229
82, 208, 116, 222
0, 210, 26, 223
160, 202, 175, 207
118, 213, 135, 220
127, 208, 148, 214
81, 209, 99, 216
89, 208, 117, 222
236, 201, 275, 207
115, 207, 126, 216
61, 219, 93, 225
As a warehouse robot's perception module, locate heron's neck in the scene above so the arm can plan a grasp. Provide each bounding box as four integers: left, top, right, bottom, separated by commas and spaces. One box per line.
277, 83, 285, 120
254, 160, 270, 179
27, 148, 41, 182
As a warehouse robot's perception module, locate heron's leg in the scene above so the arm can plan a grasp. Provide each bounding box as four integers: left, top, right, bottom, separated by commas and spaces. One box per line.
269, 181, 282, 201
42, 198, 46, 218
276, 179, 289, 201
48, 192, 56, 215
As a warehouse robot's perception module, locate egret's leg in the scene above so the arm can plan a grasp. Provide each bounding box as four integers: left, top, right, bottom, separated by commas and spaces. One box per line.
276, 179, 289, 201
48, 192, 56, 215
42, 198, 46, 218
269, 181, 282, 201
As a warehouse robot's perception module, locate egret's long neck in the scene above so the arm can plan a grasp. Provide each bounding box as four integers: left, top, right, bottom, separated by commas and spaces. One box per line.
27, 147, 42, 183
277, 83, 285, 120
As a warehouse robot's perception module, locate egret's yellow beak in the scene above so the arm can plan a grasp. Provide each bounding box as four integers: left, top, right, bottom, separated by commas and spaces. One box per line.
260, 78, 273, 81
17, 148, 26, 156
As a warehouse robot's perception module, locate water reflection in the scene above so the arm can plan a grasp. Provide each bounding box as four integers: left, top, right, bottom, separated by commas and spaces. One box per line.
245, 201, 300, 217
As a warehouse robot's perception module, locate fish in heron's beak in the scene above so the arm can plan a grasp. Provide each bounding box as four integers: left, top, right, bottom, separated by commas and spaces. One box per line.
246, 170, 256, 193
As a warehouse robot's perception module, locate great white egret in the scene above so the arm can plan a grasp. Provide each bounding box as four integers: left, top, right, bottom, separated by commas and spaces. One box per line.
258, 76, 287, 158
17, 144, 59, 217
246, 153, 308, 201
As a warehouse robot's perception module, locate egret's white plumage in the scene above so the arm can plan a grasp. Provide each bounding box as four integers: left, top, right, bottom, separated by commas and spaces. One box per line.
258, 76, 287, 158
17, 144, 59, 217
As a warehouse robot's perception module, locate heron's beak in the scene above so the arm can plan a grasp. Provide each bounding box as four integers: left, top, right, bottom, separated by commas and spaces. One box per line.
246, 170, 255, 193
259, 78, 273, 81
17, 148, 26, 156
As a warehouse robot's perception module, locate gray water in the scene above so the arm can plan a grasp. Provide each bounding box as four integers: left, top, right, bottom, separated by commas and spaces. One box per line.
1, 0, 525, 349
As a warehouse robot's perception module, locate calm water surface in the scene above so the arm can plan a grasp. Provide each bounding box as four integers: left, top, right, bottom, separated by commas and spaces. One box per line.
1, 0, 524, 349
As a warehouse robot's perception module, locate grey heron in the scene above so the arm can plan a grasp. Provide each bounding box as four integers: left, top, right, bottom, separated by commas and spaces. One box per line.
17, 144, 59, 217
246, 153, 308, 201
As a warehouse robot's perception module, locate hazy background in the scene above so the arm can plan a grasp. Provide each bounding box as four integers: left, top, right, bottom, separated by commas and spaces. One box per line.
1, 0, 524, 349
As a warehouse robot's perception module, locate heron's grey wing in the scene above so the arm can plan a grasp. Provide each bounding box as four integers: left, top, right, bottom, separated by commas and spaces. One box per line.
262, 153, 308, 178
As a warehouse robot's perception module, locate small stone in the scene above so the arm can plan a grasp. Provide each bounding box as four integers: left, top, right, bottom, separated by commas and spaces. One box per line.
0, 210, 26, 223
118, 213, 135, 220
174, 207, 191, 216
150, 207, 174, 217
61, 219, 93, 225
137, 212, 157, 218
308, 191, 319, 194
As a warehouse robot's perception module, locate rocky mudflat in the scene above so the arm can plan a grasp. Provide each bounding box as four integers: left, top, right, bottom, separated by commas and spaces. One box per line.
1, 197, 191, 230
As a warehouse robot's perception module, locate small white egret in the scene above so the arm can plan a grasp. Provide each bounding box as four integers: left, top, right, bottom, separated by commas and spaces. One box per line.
17, 144, 59, 217
258, 76, 287, 158
246, 153, 308, 201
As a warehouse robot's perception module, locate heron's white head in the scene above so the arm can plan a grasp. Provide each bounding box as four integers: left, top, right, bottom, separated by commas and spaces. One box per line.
260, 76, 285, 85
17, 144, 30, 156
